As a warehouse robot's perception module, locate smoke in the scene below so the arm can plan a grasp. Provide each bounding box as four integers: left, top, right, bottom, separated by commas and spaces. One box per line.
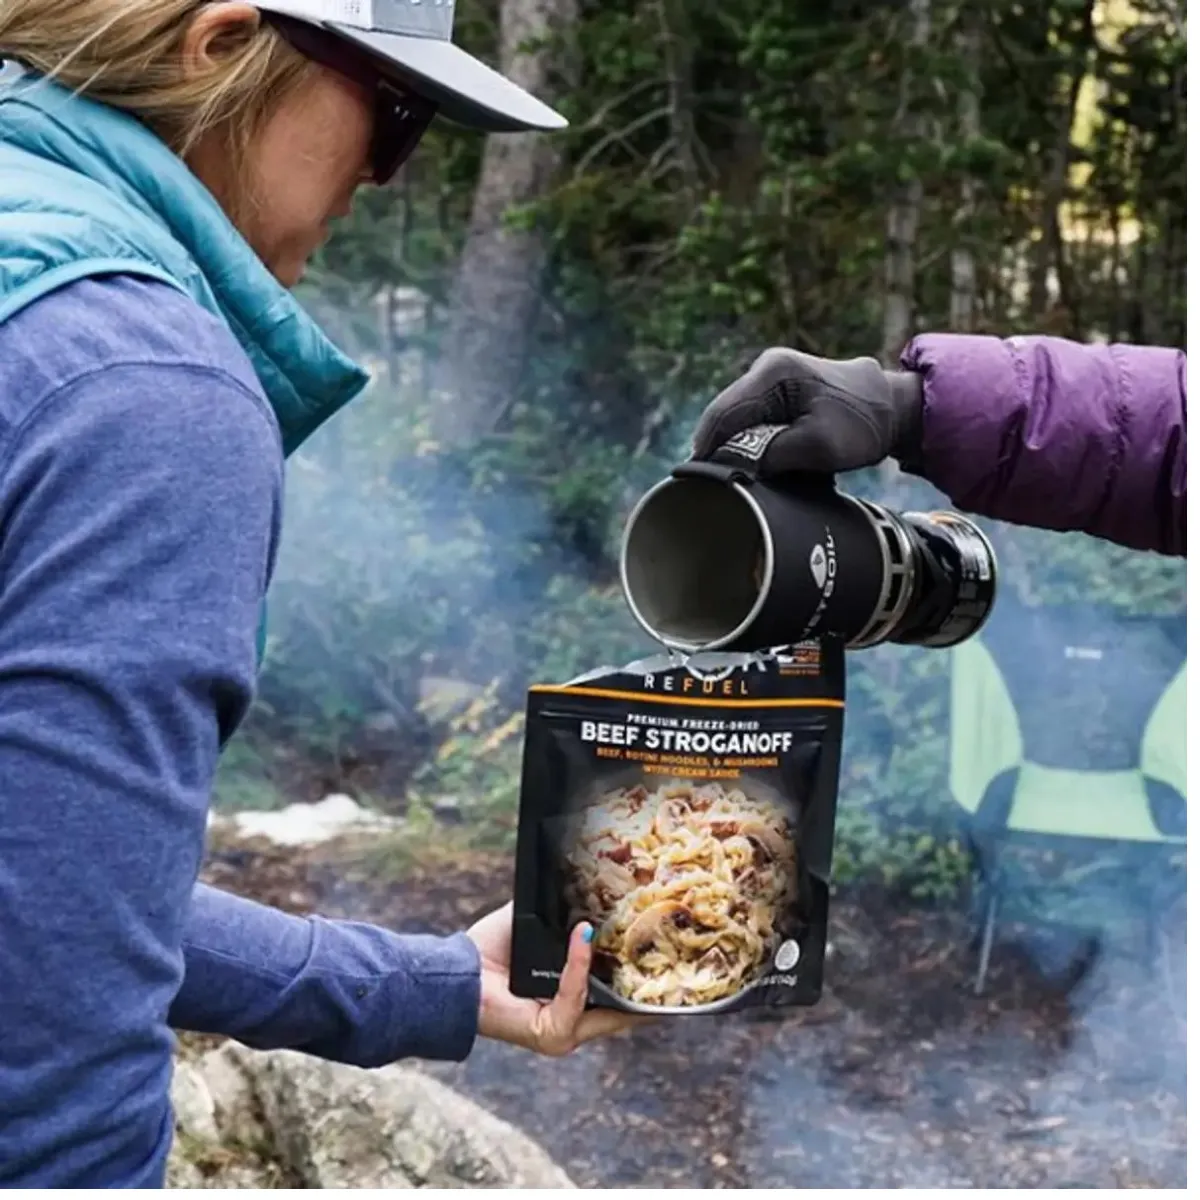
216, 315, 670, 807
211, 274, 1188, 1187
733, 595, 1186, 1188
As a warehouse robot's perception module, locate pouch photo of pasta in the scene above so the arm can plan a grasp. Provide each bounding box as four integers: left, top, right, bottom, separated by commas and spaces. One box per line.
510, 644, 845, 1014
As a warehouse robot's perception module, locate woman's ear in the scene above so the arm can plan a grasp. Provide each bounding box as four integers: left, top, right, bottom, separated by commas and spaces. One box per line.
180, 2, 261, 78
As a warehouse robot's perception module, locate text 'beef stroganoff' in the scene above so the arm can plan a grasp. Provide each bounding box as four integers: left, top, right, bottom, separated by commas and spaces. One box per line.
510, 644, 845, 1013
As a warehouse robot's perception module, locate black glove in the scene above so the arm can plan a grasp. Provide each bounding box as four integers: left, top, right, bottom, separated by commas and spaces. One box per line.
690, 347, 925, 475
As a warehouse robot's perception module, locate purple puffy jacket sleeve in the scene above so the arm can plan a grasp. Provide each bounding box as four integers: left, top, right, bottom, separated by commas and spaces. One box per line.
900, 334, 1186, 555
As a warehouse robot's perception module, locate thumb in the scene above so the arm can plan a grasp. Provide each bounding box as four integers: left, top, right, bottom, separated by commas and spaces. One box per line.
535, 921, 595, 1055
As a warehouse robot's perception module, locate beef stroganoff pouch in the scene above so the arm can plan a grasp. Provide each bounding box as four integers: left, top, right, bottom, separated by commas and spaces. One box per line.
510, 641, 845, 1013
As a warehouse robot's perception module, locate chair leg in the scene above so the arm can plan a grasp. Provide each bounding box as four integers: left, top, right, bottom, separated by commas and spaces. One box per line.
974, 886, 1001, 996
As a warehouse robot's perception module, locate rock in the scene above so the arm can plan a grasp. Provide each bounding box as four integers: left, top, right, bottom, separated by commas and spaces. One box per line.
164, 1043, 573, 1189
165, 1139, 283, 1191
167, 1048, 283, 1189
228, 1045, 573, 1189
195, 1043, 262, 1140
170, 1062, 219, 1145
164, 1147, 207, 1189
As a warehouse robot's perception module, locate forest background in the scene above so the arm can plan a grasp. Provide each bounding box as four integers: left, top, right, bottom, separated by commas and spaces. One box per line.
214, 0, 1187, 907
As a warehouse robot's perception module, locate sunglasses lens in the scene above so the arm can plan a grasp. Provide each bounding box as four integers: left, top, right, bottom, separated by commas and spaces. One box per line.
264, 16, 435, 186
373, 86, 435, 184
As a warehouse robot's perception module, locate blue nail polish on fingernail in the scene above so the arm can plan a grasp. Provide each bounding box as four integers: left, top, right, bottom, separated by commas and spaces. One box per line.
582, 924, 594, 944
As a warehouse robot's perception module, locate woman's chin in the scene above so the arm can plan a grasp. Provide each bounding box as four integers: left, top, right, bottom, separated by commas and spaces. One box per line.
263, 229, 328, 289
271, 253, 311, 290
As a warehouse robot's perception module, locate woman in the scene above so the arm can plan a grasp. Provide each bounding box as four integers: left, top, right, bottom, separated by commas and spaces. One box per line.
692, 337, 1186, 556
0, 1, 636, 1189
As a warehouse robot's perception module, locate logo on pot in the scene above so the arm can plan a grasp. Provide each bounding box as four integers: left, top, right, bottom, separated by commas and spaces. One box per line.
809, 543, 828, 590
799, 529, 837, 637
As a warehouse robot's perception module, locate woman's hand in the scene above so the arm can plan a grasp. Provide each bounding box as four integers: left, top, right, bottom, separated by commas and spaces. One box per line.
466, 902, 647, 1056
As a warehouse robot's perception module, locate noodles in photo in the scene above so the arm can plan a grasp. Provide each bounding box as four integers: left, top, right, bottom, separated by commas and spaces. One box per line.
563, 779, 797, 1007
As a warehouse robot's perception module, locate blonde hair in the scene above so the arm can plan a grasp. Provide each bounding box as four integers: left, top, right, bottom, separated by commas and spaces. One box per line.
0, 1, 316, 165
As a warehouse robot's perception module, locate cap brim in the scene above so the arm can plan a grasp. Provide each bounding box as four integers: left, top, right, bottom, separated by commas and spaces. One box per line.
329, 25, 567, 133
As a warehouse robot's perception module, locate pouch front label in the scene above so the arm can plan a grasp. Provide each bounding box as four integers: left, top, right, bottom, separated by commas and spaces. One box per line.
511, 644, 845, 1013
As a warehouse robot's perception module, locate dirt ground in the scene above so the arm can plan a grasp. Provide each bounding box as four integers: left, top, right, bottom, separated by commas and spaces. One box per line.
199, 834, 1186, 1190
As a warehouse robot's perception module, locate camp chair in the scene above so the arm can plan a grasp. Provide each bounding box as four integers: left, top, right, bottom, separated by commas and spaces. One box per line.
947, 599, 1186, 993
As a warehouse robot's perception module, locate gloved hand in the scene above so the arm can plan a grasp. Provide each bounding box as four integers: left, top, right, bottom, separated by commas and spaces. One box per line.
690, 347, 925, 475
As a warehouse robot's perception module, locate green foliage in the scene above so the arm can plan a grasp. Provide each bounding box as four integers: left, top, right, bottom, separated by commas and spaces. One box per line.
404, 684, 528, 848
219, 0, 1184, 905
212, 741, 288, 813
832, 803, 972, 905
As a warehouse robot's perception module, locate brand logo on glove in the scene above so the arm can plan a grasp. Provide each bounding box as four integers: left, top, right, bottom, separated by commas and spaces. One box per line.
721, 424, 788, 461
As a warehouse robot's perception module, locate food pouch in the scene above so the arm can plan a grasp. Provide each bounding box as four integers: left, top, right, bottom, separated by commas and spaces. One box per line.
510, 641, 845, 1013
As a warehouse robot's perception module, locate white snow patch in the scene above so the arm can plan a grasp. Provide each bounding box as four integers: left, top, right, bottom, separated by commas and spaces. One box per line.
208, 793, 404, 847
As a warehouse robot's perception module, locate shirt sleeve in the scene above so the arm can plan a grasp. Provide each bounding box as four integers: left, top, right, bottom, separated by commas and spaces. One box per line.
171, 884, 481, 1066
901, 334, 1186, 555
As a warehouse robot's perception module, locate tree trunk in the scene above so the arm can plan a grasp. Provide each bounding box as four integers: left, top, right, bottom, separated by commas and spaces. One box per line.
1028, 0, 1095, 328
430, 0, 579, 448
1161, 202, 1185, 346
1139, 206, 1168, 346
1107, 196, 1124, 343
949, 9, 981, 331
656, 0, 701, 205
879, 0, 931, 367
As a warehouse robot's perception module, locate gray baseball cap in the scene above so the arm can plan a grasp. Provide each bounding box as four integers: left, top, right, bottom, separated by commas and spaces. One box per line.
255, 1, 567, 131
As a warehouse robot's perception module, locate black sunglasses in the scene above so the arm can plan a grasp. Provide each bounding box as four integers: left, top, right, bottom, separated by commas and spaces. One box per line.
263, 12, 437, 184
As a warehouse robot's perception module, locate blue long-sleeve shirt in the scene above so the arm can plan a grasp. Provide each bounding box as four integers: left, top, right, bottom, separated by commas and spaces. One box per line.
0, 276, 482, 1187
